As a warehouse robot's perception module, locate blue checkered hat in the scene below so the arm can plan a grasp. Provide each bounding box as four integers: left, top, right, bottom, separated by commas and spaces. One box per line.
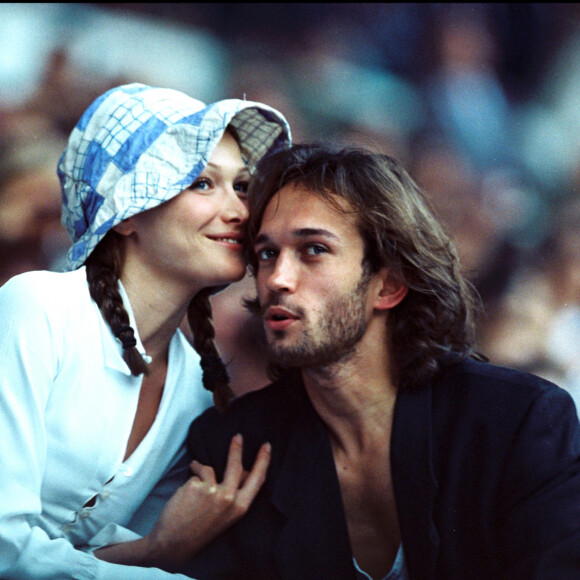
59, 83, 291, 270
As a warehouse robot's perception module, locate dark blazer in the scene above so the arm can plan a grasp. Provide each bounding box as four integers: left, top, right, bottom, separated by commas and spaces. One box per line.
181, 359, 580, 579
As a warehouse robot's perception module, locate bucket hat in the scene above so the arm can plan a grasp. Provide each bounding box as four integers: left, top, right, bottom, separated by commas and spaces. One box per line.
58, 82, 291, 270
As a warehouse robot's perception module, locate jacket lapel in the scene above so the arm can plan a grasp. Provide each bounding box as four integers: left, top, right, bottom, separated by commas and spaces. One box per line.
270, 388, 357, 579
264, 378, 440, 579
391, 383, 439, 579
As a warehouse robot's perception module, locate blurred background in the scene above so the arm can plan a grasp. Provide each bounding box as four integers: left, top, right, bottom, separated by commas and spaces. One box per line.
1, 3, 579, 408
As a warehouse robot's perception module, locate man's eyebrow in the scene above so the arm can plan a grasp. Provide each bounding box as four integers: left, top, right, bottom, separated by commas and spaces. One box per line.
254, 228, 339, 246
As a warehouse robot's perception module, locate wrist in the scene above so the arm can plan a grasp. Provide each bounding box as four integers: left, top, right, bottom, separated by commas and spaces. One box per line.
94, 534, 164, 567
140, 532, 171, 567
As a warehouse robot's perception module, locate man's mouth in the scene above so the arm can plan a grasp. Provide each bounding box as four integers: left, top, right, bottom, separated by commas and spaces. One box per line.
264, 306, 299, 331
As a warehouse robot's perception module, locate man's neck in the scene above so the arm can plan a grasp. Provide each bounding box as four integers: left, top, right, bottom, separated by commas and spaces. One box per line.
301, 334, 397, 455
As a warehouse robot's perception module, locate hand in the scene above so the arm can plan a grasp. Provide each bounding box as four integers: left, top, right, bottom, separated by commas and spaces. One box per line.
146, 433, 271, 568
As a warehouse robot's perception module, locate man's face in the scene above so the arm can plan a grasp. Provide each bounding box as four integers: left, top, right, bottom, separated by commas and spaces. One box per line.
253, 183, 375, 368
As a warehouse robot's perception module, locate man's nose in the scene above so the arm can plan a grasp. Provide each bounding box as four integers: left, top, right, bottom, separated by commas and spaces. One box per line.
265, 252, 297, 294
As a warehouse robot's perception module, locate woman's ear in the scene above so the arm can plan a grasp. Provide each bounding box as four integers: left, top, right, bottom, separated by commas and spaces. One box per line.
374, 269, 408, 310
112, 217, 136, 237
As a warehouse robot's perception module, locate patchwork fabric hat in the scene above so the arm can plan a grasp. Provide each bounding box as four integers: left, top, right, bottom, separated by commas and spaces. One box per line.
59, 82, 291, 270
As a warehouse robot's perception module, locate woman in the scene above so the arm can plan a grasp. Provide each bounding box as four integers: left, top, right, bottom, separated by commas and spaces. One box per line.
0, 83, 291, 578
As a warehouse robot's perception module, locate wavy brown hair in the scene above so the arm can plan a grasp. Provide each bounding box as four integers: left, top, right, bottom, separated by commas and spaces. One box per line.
245, 143, 486, 390
85, 231, 233, 409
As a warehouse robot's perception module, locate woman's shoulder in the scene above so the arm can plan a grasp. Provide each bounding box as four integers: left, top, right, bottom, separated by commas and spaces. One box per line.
0, 268, 90, 315
1, 267, 85, 292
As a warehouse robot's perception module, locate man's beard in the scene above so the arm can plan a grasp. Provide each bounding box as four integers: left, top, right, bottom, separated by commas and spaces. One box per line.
266, 269, 372, 369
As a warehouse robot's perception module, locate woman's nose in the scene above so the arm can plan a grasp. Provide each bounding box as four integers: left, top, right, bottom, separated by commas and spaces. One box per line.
223, 189, 249, 223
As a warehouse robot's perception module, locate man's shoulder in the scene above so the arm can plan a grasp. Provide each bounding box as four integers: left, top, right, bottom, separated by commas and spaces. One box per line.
432, 357, 575, 426
192, 370, 306, 431
187, 371, 310, 469
439, 357, 560, 396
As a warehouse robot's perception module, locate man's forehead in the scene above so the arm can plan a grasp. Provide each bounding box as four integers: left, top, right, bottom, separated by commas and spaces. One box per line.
254, 226, 341, 247
261, 182, 353, 222
256, 183, 358, 244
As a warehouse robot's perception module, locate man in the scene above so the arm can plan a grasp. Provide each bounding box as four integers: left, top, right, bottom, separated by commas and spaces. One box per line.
181, 144, 580, 579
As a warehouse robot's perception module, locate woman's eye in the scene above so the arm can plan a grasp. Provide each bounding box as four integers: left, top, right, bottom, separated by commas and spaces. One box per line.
234, 180, 249, 194
234, 181, 249, 201
189, 178, 211, 191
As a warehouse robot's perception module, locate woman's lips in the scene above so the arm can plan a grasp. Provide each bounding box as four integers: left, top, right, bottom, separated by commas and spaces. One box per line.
207, 234, 243, 250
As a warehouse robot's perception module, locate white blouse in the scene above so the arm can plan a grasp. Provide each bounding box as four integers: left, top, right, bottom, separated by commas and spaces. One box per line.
0, 268, 212, 579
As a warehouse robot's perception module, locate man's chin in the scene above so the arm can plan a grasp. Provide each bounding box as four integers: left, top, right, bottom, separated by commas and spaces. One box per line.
268, 346, 306, 368
268, 340, 359, 369
268, 347, 328, 369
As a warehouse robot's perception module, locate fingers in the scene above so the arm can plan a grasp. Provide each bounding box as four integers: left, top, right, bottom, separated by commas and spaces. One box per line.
189, 434, 272, 509
221, 433, 245, 490
151, 436, 272, 563
190, 460, 217, 485
234, 441, 271, 508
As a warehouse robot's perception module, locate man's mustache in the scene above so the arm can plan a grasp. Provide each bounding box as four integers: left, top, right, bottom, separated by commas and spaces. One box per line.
242, 295, 304, 318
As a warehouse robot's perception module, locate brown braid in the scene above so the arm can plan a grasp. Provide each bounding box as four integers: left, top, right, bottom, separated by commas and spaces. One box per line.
85, 232, 150, 377
187, 287, 233, 410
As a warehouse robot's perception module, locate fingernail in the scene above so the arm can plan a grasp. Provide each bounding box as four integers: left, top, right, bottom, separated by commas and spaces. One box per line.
234, 433, 243, 444
264, 442, 272, 453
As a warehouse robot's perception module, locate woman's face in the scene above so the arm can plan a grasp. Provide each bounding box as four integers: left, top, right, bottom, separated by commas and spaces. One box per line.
122, 131, 250, 291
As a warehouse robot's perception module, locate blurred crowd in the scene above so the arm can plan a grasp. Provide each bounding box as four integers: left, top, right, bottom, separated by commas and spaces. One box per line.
0, 3, 579, 408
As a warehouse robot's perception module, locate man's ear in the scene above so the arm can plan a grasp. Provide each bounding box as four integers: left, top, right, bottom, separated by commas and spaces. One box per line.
112, 217, 136, 237
374, 269, 408, 310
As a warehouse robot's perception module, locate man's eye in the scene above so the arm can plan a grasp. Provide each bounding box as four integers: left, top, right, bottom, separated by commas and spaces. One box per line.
256, 248, 277, 261
305, 244, 328, 256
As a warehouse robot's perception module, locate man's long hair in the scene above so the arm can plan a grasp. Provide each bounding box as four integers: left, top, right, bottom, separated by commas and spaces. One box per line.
245, 143, 485, 390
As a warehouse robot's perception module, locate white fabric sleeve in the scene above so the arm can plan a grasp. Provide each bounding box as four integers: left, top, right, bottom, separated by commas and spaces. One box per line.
84, 450, 190, 551
0, 276, 194, 579
127, 448, 191, 537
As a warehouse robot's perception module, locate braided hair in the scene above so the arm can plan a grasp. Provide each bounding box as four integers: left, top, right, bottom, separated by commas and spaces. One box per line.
85, 232, 150, 377
85, 231, 234, 409
187, 287, 234, 410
